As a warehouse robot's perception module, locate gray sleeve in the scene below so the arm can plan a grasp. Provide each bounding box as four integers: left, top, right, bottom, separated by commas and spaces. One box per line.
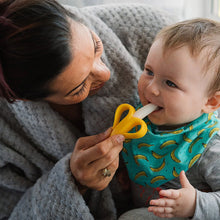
193, 190, 220, 220
192, 137, 220, 220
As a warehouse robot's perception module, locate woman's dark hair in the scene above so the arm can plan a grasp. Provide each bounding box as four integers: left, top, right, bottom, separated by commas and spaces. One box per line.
0, 0, 74, 102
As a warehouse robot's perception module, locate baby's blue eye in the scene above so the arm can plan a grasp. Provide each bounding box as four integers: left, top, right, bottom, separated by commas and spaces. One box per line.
166, 80, 177, 88
146, 69, 154, 76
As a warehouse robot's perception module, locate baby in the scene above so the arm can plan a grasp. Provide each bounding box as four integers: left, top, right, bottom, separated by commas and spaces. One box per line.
120, 18, 220, 220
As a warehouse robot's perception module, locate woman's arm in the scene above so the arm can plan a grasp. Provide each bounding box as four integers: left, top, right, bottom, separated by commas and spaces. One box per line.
8, 154, 95, 220
70, 128, 124, 191
0, 99, 120, 219
0, 102, 124, 220
1, 131, 123, 220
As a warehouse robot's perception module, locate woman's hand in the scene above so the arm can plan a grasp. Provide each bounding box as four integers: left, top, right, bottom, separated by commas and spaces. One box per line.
70, 128, 125, 192
148, 171, 196, 218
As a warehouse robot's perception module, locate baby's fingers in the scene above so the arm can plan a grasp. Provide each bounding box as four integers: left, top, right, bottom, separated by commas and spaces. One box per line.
150, 198, 176, 207
148, 206, 173, 215
159, 189, 180, 199
154, 212, 174, 218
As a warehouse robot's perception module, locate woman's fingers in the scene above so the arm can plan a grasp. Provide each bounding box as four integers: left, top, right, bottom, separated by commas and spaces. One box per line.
94, 157, 120, 191
77, 134, 124, 183
74, 156, 120, 191
75, 127, 112, 151
83, 134, 124, 166
70, 130, 125, 191
74, 133, 124, 167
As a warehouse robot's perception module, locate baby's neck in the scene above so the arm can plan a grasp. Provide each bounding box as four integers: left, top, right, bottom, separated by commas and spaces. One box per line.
157, 123, 189, 131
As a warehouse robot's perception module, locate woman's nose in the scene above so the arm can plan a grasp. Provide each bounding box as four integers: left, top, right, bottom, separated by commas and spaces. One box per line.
92, 59, 110, 81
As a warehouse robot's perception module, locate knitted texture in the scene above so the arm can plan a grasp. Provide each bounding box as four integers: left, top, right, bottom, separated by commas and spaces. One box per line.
0, 4, 174, 219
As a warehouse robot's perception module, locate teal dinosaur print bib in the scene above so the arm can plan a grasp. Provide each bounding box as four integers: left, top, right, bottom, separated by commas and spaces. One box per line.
122, 111, 220, 187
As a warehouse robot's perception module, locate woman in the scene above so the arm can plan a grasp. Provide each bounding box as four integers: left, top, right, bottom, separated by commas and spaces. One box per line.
0, 0, 173, 219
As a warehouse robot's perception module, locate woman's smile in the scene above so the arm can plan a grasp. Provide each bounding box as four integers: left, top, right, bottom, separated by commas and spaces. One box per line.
89, 82, 105, 95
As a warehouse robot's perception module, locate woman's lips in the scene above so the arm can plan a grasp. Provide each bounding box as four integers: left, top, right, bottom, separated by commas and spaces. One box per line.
90, 83, 105, 91
89, 83, 105, 96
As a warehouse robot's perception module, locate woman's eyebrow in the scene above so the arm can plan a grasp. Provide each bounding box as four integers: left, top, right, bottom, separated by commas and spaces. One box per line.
65, 76, 88, 96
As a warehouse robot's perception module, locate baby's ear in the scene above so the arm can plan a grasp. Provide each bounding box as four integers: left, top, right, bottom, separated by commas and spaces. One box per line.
202, 91, 220, 113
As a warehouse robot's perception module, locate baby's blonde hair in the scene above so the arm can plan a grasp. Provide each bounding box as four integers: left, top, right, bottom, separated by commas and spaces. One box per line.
155, 18, 220, 95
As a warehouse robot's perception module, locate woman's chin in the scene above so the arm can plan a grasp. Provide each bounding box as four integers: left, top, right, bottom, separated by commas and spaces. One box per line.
89, 88, 101, 96
89, 91, 97, 96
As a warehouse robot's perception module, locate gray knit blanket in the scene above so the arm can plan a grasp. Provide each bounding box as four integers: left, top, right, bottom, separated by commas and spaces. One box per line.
0, 4, 173, 219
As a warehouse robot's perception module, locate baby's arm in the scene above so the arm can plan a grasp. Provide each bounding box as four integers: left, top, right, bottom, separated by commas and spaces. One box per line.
192, 148, 220, 220
148, 137, 220, 220
148, 171, 196, 218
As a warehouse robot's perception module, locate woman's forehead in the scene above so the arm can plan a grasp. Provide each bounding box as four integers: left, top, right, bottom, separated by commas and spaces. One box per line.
69, 21, 94, 49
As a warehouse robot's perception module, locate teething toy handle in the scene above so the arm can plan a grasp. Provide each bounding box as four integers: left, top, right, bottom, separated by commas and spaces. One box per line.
111, 103, 156, 139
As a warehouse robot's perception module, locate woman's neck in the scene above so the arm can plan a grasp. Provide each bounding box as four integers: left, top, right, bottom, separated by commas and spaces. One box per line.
49, 102, 84, 131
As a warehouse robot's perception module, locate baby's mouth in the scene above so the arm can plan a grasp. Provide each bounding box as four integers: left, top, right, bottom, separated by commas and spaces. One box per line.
147, 102, 163, 112
156, 106, 163, 111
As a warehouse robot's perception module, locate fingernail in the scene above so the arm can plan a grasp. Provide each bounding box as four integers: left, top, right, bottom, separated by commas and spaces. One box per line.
116, 135, 125, 143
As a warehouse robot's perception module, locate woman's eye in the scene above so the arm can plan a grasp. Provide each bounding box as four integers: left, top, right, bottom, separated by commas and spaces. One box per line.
72, 83, 87, 97
166, 80, 177, 88
145, 69, 154, 76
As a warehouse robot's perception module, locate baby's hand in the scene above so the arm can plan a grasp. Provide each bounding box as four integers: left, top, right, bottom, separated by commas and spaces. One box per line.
148, 171, 196, 218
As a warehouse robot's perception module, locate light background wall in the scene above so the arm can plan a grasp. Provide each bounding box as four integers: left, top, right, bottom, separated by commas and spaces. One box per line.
58, 0, 220, 21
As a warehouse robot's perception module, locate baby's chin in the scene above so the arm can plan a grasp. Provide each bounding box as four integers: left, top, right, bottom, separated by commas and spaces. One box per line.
147, 115, 177, 129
